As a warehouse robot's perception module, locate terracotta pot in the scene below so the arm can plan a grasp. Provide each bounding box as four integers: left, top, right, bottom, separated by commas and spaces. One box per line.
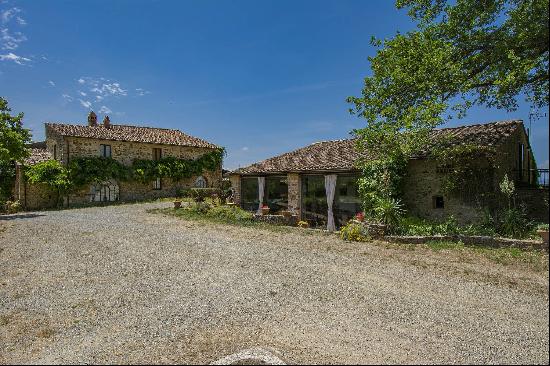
173, 200, 182, 209
537, 229, 549, 244
261, 207, 270, 215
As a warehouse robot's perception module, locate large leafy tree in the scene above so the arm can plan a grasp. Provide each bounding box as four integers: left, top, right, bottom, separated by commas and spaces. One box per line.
0, 97, 31, 199
348, 0, 549, 216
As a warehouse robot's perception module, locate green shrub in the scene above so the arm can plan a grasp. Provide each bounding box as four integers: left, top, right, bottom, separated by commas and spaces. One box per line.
340, 221, 371, 242
396, 215, 497, 237
189, 188, 219, 202
187, 201, 212, 214
537, 223, 549, 231
372, 197, 405, 228
4, 200, 21, 213
496, 207, 532, 239
205, 205, 254, 223
175, 188, 191, 198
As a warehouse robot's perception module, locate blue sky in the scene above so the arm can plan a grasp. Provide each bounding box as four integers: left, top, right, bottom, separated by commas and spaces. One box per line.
1, 0, 548, 169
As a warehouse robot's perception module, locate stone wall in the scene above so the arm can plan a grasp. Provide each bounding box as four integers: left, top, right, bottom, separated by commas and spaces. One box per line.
287, 173, 301, 218
516, 187, 549, 223
402, 159, 482, 223
14, 165, 58, 210
229, 175, 241, 204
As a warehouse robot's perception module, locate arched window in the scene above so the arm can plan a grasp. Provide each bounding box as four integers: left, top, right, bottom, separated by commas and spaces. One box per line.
90, 180, 119, 202
194, 176, 207, 188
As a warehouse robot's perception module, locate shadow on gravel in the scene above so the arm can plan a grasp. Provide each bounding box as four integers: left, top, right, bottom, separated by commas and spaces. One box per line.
0, 213, 45, 221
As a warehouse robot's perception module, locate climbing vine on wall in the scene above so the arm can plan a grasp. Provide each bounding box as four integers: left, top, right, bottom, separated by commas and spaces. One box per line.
430, 144, 498, 206
25, 148, 224, 197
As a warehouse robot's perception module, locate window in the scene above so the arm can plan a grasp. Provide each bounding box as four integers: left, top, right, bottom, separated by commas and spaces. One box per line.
264, 176, 288, 214
153, 177, 162, 190
153, 148, 162, 161
53, 145, 57, 160
433, 195, 444, 209
194, 176, 207, 188
241, 177, 259, 211
100, 144, 112, 158
333, 175, 361, 227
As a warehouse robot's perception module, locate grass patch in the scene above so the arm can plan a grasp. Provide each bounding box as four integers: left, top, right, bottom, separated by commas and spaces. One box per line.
148, 206, 314, 235
419, 240, 548, 269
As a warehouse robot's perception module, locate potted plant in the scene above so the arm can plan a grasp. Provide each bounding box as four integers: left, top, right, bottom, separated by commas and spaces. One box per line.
536, 224, 549, 244
261, 204, 270, 215
173, 198, 182, 209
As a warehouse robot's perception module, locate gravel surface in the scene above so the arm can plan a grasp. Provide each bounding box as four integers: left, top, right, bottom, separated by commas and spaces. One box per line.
0, 202, 548, 364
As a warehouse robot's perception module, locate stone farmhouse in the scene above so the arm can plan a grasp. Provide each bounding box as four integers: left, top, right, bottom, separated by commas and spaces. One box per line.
14, 112, 222, 209
229, 120, 548, 228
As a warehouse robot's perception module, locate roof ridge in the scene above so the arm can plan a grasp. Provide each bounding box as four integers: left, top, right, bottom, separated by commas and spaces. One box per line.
433, 119, 522, 131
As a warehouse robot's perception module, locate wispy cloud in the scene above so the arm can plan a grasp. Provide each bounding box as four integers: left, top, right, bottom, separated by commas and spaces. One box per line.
0, 52, 29, 64
136, 88, 151, 96
1, 7, 22, 24
62, 76, 149, 113
48, 80, 55, 87
62, 94, 73, 102
0, 5, 30, 65
99, 105, 112, 114
1, 28, 26, 49
78, 99, 92, 109
241, 147, 249, 151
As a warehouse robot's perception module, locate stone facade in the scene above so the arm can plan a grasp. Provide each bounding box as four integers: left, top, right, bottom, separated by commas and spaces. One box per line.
230, 123, 546, 225
16, 120, 221, 210
13, 165, 58, 210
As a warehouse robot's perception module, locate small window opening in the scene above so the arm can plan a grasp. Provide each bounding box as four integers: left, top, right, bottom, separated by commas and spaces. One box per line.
153, 177, 162, 190
433, 196, 445, 209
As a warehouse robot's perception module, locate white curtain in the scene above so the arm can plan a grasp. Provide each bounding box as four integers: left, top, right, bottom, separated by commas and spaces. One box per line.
325, 174, 337, 231
257, 176, 266, 215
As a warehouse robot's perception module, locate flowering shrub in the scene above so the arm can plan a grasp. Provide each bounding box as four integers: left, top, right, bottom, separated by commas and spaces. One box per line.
340, 220, 371, 242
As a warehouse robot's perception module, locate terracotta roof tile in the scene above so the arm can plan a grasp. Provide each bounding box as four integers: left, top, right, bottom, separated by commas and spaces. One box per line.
233, 120, 523, 175
46, 123, 218, 149
23, 142, 52, 165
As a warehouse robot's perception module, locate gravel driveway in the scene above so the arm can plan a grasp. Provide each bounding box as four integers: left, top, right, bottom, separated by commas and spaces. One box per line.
1, 202, 548, 364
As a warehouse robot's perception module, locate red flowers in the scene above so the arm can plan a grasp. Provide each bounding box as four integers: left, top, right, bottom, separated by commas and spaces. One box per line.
355, 212, 365, 222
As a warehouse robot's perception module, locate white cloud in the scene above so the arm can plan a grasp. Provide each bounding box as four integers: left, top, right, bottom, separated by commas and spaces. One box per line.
1, 28, 26, 50
241, 147, 249, 151
0, 52, 30, 64
15, 16, 25, 26
79, 91, 87, 96
1, 7, 21, 24
99, 105, 112, 114
78, 99, 92, 109
62, 94, 73, 102
136, 88, 150, 96
48, 80, 55, 87
77, 78, 85, 84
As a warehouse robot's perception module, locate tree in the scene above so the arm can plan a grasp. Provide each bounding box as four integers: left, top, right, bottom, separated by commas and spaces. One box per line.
348, 0, 549, 133
0, 97, 31, 200
0, 97, 31, 164
25, 160, 72, 207
348, 0, 549, 216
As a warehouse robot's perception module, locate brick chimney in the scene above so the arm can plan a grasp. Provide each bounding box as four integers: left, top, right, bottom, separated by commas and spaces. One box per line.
103, 115, 111, 128
88, 111, 97, 127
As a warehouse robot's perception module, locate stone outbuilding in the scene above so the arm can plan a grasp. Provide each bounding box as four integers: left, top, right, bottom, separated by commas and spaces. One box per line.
229, 120, 548, 229
14, 112, 222, 209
